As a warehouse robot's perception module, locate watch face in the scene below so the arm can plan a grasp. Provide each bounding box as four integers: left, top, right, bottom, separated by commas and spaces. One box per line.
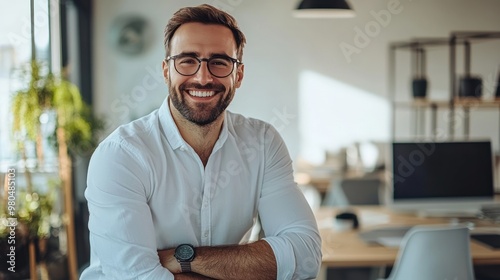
175, 244, 195, 261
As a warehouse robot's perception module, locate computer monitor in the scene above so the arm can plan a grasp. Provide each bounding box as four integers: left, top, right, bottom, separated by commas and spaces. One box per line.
389, 140, 496, 216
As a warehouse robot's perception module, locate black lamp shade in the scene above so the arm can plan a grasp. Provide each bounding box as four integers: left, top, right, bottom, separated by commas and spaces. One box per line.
298, 0, 351, 9
294, 0, 355, 18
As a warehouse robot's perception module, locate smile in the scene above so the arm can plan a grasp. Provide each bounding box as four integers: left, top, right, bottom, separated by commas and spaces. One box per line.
188, 90, 216, 98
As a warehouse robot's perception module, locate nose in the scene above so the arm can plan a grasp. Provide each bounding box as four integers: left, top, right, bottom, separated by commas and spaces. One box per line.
192, 61, 213, 85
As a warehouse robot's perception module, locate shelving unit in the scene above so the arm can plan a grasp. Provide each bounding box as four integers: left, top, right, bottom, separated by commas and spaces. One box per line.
388, 31, 500, 142
389, 37, 449, 138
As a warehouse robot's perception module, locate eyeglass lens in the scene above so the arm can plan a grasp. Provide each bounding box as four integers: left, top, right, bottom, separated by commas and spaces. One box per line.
173, 55, 235, 78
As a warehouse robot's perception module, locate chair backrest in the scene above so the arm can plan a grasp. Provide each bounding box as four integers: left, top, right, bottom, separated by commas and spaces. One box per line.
385, 225, 474, 280
323, 177, 382, 206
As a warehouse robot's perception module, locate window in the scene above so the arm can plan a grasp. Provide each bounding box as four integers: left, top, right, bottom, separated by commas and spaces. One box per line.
0, 0, 58, 171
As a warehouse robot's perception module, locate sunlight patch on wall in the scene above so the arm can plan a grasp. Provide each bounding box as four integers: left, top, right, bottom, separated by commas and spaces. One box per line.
298, 70, 391, 165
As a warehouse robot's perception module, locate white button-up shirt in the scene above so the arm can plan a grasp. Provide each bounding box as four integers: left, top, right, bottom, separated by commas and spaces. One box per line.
81, 99, 322, 280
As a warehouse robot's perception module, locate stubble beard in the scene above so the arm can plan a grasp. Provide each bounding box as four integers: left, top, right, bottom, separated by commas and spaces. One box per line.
168, 81, 235, 126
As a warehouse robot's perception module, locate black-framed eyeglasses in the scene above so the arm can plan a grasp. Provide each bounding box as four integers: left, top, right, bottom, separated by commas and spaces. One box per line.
166, 54, 242, 78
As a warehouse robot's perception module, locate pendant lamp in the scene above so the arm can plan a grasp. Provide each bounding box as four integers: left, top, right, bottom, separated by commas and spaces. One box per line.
294, 0, 355, 18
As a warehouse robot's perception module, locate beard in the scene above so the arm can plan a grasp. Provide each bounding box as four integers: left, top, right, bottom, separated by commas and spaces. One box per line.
168, 81, 235, 126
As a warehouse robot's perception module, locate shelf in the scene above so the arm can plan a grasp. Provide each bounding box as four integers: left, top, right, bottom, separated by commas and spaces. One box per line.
451, 31, 500, 42
390, 38, 449, 50
453, 98, 500, 108
389, 31, 500, 140
395, 98, 500, 109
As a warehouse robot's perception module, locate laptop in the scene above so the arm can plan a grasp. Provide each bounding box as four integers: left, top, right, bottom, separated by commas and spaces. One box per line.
358, 225, 413, 247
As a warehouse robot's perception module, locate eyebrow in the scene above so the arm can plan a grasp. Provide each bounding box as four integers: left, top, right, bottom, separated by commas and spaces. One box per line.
177, 51, 233, 58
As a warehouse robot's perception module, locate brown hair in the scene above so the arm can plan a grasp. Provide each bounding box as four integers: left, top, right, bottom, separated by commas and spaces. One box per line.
164, 4, 246, 61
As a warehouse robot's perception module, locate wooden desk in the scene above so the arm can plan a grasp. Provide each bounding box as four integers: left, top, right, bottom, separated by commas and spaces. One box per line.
316, 206, 500, 277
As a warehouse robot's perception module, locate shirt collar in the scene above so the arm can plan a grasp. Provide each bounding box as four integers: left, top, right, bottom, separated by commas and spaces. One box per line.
213, 110, 229, 153
158, 98, 229, 151
159, 98, 184, 150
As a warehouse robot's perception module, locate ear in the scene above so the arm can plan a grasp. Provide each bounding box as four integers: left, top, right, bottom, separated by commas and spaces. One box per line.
234, 64, 244, 88
162, 59, 169, 83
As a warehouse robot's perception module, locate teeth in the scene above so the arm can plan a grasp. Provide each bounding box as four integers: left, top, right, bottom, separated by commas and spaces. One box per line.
189, 90, 215, 97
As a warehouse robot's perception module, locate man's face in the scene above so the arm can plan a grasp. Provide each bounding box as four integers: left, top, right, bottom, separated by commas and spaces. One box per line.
162, 22, 244, 126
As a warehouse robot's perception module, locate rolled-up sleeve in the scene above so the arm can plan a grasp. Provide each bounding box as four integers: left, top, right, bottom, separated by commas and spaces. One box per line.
259, 126, 322, 280
82, 141, 174, 280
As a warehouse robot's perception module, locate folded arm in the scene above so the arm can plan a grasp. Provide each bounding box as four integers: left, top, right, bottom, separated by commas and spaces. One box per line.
83, 142, 174, 280
258, 125, 322, 279
159, 125, 322, 280
159, 240, 276, 280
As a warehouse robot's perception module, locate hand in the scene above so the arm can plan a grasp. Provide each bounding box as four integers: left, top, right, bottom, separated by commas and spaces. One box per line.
158, 248, 181, 274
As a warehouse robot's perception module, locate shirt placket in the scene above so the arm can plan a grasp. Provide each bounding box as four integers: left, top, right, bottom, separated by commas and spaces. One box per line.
199, 147, 223, 246
197, 157, 212, 247
200, 171, 211, 246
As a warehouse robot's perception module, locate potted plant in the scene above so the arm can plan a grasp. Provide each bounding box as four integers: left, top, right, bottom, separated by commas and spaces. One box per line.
2, 59, 104, 280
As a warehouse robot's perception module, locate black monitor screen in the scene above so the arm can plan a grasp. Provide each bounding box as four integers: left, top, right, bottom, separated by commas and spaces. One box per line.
392, 141, 494, 200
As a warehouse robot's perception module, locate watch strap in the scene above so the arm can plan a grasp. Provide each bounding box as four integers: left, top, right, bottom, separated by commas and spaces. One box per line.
180, 261, 192, 273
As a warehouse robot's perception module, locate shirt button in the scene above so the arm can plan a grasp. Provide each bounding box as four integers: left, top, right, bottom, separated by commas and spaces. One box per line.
204, 232, 208, 237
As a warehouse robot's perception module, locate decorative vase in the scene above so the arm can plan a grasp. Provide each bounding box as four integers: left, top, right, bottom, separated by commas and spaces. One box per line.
412, 78, 428, 98
411, 47, 428, 99
459, 41, 482, 98
459, 76, 482, 98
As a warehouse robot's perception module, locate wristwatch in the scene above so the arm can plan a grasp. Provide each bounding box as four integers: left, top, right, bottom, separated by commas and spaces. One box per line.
174, 244, 195, 273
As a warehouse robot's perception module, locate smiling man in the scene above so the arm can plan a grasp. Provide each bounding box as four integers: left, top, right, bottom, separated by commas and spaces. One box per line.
82, 4, 321, 280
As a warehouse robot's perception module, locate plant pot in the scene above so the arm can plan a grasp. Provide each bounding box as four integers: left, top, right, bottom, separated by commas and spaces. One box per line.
459, 76, 482, 98
412, 78, 428, 98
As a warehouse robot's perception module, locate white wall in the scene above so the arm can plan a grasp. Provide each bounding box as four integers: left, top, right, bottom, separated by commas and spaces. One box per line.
93, 0, 500, 162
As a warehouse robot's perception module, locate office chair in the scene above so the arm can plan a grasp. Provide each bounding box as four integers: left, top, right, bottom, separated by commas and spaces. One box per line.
379, 226, 474, 280
323, 177, 383, 206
